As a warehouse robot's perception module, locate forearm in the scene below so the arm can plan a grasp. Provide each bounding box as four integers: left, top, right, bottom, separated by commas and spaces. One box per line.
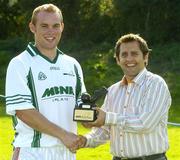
105, 112, 145, 132
105, 81, 171, 133
105, 102, 171, 133
16, 109, 82, 153
85, 127, 109, 148
16, 109, 66, 141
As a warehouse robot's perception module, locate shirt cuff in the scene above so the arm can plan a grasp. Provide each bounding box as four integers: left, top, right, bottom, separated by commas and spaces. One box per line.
84, 134, 92, 147
105, 112, 118, 125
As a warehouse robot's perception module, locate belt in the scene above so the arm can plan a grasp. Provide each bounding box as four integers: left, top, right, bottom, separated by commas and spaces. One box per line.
113, 153, 166, 160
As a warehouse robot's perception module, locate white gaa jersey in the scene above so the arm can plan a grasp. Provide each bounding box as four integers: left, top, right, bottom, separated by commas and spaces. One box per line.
6, 42, 86, 147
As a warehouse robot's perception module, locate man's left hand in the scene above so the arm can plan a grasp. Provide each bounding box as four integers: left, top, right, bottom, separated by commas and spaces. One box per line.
82, 108, 106, 128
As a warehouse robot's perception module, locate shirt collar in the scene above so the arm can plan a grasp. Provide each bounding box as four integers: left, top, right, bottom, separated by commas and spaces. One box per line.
120, 68, 147, 86
26, 42, 64, 63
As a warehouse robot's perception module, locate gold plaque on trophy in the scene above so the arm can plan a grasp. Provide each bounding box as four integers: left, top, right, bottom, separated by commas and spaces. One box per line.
73, 87, 108, 122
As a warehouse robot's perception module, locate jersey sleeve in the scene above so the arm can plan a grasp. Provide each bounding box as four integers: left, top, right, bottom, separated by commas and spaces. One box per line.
6, 58, 34, 115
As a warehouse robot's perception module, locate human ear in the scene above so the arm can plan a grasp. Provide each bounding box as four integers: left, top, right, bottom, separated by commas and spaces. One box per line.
116, 56, 121, 66
144, 53, 149, 66
29, 22, 36, 34
60, 22, 64, 32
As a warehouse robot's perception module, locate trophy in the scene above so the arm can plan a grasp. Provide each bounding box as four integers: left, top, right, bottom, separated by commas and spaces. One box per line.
73, 87, 108, 122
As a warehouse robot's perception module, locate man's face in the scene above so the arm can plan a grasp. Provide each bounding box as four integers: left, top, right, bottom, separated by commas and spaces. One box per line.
29, 11, 64, 52
116, 41, 148, 80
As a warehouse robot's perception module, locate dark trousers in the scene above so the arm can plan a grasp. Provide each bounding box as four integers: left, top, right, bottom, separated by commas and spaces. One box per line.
112, 153, 167, 160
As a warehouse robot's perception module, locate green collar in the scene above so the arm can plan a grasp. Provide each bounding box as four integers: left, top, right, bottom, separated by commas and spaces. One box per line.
26, 42, 64, 64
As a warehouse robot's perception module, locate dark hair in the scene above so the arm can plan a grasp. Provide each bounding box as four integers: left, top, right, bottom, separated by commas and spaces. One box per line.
115, 33, 151, 58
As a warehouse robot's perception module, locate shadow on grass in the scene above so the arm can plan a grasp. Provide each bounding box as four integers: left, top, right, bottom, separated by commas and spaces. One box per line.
0, 102, 7, 117
169, 104, 180, 123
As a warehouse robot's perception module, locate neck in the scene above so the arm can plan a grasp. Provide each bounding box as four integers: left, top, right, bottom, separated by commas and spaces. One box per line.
125, 76, 133, 83
36, 45, 57, 61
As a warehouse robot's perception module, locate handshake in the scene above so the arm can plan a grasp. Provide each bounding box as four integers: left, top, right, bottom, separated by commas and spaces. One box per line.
60, 108, 107, 153
62, 131, 87, 153
64, 110, 106, 153
65, 87, 108, 153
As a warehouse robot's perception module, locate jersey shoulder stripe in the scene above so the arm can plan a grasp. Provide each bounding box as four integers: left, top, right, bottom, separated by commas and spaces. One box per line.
27, 68, 41, 147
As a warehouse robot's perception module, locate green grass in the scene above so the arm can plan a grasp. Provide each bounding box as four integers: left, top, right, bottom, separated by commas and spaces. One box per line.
0, 117, 14, 160
167, 126, 180, 159
0, 104, 180, 160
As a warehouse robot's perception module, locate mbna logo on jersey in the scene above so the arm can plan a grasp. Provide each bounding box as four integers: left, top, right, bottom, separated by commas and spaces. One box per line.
38, 72, 47, 80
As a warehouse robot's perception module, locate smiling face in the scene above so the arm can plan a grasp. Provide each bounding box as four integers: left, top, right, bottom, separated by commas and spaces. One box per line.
116, 41, 149, 80
29, 11, 64, 55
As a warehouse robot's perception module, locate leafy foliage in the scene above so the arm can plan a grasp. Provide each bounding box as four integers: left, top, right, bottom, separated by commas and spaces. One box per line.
1, 0, 180, 44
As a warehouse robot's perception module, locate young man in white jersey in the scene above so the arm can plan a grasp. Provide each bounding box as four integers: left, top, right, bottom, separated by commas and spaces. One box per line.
78, 34, 171, 160
6, 3, 86, 160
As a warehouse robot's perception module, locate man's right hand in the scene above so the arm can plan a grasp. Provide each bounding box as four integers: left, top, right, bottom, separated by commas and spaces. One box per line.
60, 131, 80, 153
61, 132, 87, 153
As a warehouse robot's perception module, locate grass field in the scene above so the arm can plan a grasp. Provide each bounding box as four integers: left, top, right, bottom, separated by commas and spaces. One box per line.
0, 104, 180, 160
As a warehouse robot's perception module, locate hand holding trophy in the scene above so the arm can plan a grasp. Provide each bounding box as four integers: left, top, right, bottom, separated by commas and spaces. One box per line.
73, 87, 108, 122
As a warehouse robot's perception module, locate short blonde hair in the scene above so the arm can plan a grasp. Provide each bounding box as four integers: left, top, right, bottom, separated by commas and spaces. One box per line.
30, 3, 63, 25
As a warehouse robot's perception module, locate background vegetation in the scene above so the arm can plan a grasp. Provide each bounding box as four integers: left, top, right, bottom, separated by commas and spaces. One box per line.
0, 0, 180, 159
